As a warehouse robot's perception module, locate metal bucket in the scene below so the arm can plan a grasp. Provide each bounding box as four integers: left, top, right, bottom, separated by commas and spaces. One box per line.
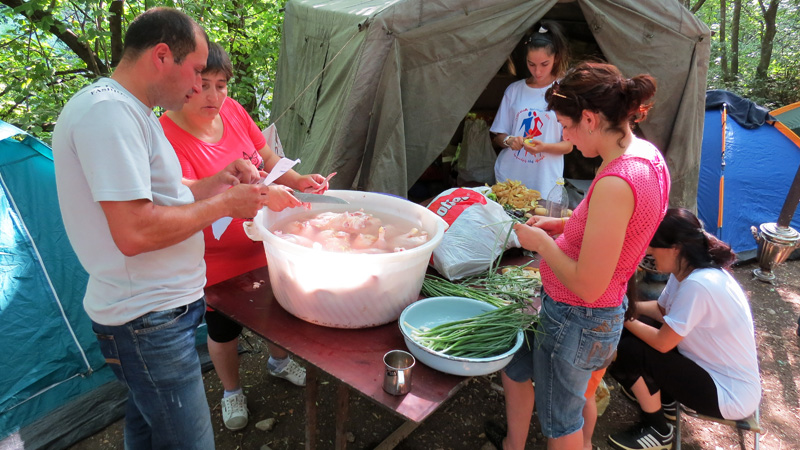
751, 223, 800, 283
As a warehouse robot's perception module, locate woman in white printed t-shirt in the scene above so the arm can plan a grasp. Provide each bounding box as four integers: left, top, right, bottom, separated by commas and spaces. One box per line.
490, 20, 574, 196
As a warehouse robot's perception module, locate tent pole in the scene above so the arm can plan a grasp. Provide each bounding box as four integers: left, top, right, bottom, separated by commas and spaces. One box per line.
718, 104, 727, 239
776, 163, 800, 228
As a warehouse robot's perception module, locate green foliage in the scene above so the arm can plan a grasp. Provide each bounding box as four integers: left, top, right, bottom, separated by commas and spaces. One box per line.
696, 0, 800, 109
0, 0, 287, 143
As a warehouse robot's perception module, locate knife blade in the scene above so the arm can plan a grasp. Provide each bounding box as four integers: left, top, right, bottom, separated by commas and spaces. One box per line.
293, 191, 349, 204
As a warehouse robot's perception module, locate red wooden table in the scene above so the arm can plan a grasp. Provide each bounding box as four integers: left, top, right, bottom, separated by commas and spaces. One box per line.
205, 266, 469, 450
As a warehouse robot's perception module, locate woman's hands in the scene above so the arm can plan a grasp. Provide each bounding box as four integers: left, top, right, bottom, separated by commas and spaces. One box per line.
296, 173, 329, 193
503, 135, 524, 151
264, 185, 304, 212
521, 138, 541, 154
512, 216, 564, 252
523, 139, 574, 156
527, 215, 565, 236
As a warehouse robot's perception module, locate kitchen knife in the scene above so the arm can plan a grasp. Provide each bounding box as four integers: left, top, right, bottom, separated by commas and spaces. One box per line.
293, 191, 349, 204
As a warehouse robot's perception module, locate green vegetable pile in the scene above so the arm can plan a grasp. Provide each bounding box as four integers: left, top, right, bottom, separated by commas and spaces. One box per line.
415, 265, 542, 359
406, 302, 536, 358
421, 265, 541, 306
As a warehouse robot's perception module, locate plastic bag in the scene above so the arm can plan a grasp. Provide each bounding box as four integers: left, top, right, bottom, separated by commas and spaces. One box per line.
427, 187, 520, 280
261, 123, 285, 157
456, 117, 496, 185
596, 379, 611, 416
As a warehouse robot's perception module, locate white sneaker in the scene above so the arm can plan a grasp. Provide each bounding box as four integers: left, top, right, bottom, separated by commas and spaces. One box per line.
220, 393, 248, 431
268, 359, 307, 387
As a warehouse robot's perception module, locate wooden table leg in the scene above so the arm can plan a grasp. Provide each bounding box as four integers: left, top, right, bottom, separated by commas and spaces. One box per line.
305, 366, 319, 450
374, 420, 422, 450
334, 383, 350, 449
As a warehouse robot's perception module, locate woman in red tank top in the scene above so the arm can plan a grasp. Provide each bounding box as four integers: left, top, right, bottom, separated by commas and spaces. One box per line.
487, 63, 670, 450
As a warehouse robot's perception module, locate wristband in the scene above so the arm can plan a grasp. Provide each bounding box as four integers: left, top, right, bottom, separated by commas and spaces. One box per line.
503, 135, 514, 147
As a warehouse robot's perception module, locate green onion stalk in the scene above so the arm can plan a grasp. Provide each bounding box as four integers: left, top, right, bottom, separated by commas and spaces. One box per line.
406, 301, 538, 358
421, 274, 510, 308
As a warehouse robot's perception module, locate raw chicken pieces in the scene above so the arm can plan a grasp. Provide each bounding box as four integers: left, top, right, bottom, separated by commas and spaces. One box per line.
273, 210, 428, 253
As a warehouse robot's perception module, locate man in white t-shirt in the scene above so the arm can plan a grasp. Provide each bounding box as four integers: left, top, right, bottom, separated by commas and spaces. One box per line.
52, 8, 299, 449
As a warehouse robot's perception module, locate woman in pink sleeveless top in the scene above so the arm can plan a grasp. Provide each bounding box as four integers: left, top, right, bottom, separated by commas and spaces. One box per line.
489, 63, 671, 450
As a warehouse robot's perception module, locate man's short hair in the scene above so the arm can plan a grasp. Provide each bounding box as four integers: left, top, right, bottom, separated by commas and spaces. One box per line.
122, 7, 209, 64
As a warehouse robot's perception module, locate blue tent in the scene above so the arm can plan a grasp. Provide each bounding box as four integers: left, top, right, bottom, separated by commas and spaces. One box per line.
697, 91, 800, 260
0, 120, 122, 447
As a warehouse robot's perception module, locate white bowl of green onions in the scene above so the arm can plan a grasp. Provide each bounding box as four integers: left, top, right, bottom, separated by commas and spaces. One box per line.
399, 296, 528, 376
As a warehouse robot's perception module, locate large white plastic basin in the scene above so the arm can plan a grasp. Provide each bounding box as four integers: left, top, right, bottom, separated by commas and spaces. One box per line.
399, 296, 524, 376
249, 190, 446, 328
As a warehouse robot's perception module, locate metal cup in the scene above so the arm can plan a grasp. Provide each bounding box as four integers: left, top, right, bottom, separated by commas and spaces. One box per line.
383, 350, 415, 395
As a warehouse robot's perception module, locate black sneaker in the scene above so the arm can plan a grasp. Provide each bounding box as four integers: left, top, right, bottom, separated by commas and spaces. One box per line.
608, 423, 674, 450
661, 401, 677, 421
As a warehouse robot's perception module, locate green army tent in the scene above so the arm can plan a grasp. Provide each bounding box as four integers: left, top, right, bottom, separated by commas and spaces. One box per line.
271, 0, 711, 208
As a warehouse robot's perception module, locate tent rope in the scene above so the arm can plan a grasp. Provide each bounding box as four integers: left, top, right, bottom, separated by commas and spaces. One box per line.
270, 21, 368, 126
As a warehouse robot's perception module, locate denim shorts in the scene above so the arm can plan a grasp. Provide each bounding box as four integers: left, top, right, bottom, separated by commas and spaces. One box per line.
92, 298, 214, 450
504, 292, 626, 438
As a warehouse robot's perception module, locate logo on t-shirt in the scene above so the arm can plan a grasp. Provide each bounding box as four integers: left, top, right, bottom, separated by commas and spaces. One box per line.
518, 109, 544, 139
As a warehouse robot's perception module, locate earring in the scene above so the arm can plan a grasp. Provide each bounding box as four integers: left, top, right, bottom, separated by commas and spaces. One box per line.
588, 129, 593, 134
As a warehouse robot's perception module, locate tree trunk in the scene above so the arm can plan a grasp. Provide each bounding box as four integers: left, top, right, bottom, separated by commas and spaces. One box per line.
730, 0, 741, 76
0, 0, 109, 75
110, 0, 125, 67
756, 0, 780, 80
225, 1, 257, 114
720, 0, 729, 81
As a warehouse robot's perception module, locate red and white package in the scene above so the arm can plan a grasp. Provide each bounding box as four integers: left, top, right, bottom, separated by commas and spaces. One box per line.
427, 187, 520, 280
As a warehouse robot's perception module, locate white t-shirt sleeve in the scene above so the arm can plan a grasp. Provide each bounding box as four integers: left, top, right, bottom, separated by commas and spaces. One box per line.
490, 89, 515, 136
662, 278, 713, 337
73, 100, 153, 203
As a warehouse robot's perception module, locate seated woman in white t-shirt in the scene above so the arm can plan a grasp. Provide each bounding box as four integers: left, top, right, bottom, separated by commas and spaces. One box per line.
607, 208, 761, 450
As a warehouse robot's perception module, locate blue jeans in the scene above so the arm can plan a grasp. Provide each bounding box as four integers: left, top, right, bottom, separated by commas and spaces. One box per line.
92, 298, 214, 450
506, 292, 625, 438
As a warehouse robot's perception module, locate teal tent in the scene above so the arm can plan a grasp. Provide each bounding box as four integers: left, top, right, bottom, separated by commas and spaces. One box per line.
0, 120, 214, 449
0, 120, 122, 448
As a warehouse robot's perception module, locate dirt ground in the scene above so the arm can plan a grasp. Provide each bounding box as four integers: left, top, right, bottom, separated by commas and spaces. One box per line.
69, 258, 800, 450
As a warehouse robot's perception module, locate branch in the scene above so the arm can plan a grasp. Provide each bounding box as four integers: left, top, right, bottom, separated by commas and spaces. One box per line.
0, 0, 109, 75
690, 0, 708, 13
1, 92, 33, 120
54, 67, 94, 76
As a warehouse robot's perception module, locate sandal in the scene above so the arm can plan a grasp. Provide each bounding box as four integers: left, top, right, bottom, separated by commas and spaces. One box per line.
484, 420, 507, 450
